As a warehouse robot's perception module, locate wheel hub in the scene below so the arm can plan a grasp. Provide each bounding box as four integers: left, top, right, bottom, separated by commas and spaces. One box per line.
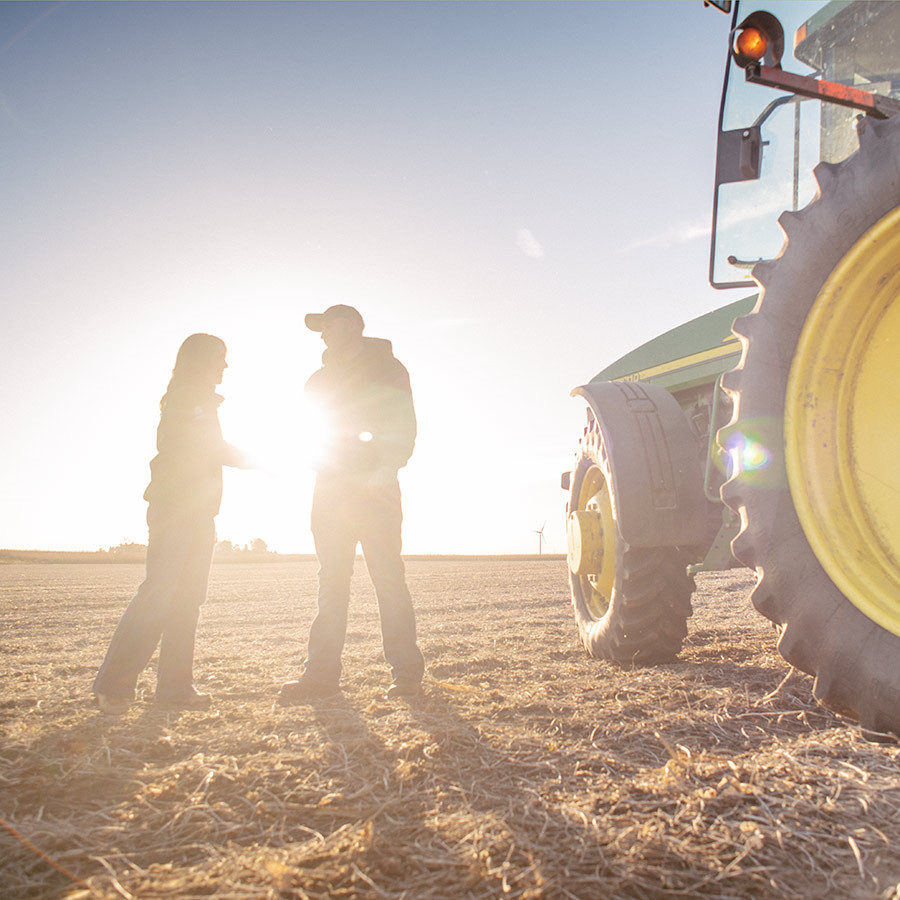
567, 509, 604, 576
568, 462, 616, 619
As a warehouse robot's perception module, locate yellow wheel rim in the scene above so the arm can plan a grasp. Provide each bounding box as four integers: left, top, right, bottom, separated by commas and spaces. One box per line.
786, 205, 900, 637
569, 463, 616, 619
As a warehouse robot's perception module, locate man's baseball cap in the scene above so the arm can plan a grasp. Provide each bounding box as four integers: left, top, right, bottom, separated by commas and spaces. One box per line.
304, 304, 365, 332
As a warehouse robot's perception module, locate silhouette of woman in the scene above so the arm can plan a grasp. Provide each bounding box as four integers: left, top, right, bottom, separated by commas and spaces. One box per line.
92, 334, 245, 713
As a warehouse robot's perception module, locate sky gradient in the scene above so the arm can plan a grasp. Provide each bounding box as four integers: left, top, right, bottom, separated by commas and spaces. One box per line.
1, 1, 738, 555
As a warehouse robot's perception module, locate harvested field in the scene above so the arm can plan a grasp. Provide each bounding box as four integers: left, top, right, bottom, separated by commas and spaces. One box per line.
2, 559, 900, 900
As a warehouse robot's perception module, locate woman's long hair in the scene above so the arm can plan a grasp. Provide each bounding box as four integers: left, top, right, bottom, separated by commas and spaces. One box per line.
161, 334, 227, 410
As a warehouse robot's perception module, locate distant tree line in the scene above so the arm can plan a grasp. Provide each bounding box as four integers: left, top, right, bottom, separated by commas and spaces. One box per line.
0, 539, 286, 565
96, 539, 275, 560
214, 538, 271, 557
100, 541, 148, 556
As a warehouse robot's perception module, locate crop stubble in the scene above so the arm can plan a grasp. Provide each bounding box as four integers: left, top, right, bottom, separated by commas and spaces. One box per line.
2, 559, 900, 899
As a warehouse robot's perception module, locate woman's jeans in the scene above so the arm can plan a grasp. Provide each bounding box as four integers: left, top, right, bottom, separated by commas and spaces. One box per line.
93, 505, 215, 700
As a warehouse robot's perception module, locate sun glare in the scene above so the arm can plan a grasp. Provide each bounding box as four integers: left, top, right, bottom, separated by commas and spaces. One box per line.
214, 365, 335, 553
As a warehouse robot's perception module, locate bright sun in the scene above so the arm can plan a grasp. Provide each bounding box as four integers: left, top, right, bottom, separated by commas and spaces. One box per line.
214, 367, 328, 554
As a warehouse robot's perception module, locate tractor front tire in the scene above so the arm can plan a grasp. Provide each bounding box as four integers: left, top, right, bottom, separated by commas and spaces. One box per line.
721, 114, 900, 738
568, 415, 694, 665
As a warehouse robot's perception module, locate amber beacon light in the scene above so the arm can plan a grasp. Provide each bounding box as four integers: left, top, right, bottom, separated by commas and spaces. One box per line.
731, 11, 784, 69
734, 26, 767, 62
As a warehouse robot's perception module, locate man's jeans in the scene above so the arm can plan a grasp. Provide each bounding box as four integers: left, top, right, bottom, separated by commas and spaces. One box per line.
305, 475, 424, 687
93, 505, 215, 699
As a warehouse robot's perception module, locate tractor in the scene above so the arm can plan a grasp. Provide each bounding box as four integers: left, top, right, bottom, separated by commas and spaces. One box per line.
563, 0, 900, 739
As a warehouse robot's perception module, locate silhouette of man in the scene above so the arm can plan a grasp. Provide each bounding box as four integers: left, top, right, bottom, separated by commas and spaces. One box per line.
280, 305, 424, 702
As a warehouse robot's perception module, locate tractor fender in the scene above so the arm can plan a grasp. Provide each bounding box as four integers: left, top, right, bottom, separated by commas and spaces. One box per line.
571, 380, 707, 548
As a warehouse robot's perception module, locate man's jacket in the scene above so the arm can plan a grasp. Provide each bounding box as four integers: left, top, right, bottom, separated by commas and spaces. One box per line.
305, 337, 416, 482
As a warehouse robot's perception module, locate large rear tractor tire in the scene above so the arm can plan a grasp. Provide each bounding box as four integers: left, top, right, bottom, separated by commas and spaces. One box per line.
567, 414, 695, 664
721, 114, 900, 738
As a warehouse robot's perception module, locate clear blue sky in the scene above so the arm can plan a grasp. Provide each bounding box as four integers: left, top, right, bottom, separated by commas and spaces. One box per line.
1, 0, 737, 555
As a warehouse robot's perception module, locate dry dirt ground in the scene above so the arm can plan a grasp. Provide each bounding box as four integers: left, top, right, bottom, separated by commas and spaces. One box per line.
2, 559, 900, 900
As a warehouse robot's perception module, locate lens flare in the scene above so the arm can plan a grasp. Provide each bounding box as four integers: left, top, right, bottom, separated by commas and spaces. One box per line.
743, 440, 770, 470
726, 432, 771, 473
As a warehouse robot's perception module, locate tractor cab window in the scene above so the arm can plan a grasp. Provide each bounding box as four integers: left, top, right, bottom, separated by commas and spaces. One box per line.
710, 0, 900, 288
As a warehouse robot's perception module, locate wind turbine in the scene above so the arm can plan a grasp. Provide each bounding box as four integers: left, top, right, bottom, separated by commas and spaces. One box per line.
534, 522, 546, 555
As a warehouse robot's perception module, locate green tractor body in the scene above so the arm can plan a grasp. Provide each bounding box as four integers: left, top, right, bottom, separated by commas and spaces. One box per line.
565, 0, 900, 738
589, 295, 753, 391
